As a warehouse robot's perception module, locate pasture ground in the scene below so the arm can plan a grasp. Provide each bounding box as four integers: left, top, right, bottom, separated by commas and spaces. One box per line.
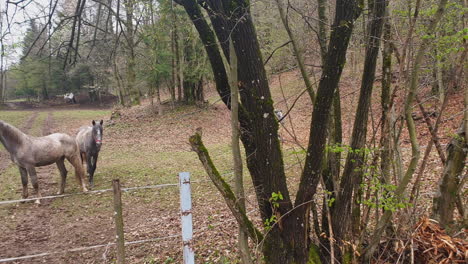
0, 70, 465, 263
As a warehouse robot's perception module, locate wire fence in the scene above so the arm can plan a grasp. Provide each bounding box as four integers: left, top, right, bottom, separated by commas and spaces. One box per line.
0, 206, 259, 263
0, 234, 182, 263
0, 169, 247, 263
0, 183, 180, 205
0, 177, 189, 263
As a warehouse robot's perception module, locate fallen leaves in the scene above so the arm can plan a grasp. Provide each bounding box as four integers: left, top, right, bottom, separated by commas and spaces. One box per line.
413, 217, 467, 263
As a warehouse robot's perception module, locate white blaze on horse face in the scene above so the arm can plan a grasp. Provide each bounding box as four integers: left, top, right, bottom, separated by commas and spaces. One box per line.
95, 128, 103, 145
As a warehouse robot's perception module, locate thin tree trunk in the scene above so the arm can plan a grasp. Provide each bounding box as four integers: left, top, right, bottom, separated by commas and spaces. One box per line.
379, 7, 397, 239
364, 0, 448, 260
435, 49, 445, 103
397, 0, 421, 87
275, 0, 316, 102
172, 1, 183, 102
317, 0, 329, 65
113, 57, 126, 106
229, 38, 252, 264
294, 0, 362, 261
380, 5, 393, 188
123, 0, 139, 105
155, 85, 163, 115
170, 23, 176, 108
331, 0, 387, 250
431, 122, 467, 228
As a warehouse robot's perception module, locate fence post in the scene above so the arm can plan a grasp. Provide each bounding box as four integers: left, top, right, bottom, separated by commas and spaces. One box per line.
179, 172, 195, 264
112, 179, 126, 264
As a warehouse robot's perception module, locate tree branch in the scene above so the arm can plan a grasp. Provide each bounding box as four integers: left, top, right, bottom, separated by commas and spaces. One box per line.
189, 130, 264, 243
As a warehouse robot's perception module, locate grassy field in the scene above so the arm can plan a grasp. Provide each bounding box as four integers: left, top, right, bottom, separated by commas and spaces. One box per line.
0, 105, 262, 263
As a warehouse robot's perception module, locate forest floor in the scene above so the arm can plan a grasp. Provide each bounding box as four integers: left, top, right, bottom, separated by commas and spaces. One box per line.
0, 69, 465, 263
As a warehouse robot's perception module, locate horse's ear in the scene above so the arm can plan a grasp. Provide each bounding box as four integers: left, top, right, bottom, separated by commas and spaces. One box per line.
100, 120, 103, 125
92, 120, 96, 126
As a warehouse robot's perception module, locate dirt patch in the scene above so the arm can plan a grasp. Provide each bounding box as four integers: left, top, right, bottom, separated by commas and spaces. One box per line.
0, 111, 59, 263
42, 112, 56, 136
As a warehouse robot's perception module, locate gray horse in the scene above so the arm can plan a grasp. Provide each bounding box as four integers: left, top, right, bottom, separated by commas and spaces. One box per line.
76, 120, 103, 188
0, 120, 88, 203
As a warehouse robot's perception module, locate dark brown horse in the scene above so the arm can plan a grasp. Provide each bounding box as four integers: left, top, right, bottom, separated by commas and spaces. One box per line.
0, 120, 88, 203
76, 120, 103, 188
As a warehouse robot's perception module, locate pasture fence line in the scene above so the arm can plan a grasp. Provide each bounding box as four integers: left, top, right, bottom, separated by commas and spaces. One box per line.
0, 182, 184, 205
0, 171, 239, 206
0, 207, 259, 263
0, 234, 181, 263
0, 173, 196, 263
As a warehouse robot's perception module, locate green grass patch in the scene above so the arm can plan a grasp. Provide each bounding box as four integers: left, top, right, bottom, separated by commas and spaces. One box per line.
0, 111, 37, 151
28, 112, 48, 136
0, 165, 21, 201
52, 109, 111, 124
0, 111, 33, 127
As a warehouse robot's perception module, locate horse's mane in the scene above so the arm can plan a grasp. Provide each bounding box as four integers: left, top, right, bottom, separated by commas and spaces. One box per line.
0, 120, 28, 147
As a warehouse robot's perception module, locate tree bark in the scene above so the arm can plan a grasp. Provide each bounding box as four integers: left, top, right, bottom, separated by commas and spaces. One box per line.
294, 0, 361, 261
228, 38, 252, 264
380, 6, 393, 186
317, 0, 329, 65
432, 122, 467, 228
171, 1, 183, 102
123, 0, 139, 105
331, 0, 387, 249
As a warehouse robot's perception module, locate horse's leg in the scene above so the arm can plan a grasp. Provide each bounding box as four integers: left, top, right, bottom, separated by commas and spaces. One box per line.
56, 157, 68, 195
26, 167, 41, 204
89, 153, 99, 188
86, 152, 93, 185
67, 154, 88, 192
19, 166, 28, 199
80, 152, 86, 164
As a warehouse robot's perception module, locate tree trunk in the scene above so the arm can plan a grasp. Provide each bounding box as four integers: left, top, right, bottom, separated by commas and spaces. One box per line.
432, 122, 467, 228
123, 0, 139, 105
381, 5, 393, 190
435, 50, 445, 103
317, 0, 329, 65
228, 38, 252, 264
178, 0, 361, 262
172, 1, 183, 102
275, 0, 316, 102
294, 0, 361, 261
170, 23, 176, 108
331, 0, 387, 250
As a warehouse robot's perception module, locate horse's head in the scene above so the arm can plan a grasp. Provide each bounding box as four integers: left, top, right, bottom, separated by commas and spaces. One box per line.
91, 120, 104, 147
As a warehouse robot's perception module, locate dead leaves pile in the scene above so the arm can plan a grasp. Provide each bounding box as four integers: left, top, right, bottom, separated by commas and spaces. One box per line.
413, 217, 467, 263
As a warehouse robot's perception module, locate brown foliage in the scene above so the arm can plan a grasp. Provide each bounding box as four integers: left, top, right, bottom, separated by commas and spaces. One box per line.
413, 217, 467, 263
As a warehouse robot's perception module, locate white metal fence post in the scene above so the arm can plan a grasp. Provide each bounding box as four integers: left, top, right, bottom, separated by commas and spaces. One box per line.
179, 172, 195, 264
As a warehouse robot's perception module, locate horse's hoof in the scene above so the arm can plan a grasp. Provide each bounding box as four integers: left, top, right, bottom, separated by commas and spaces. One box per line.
83, 187, 89, 192
34, 199, 41, 205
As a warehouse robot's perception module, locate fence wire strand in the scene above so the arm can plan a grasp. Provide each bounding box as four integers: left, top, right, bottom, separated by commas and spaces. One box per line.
0, 234, 181, 263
